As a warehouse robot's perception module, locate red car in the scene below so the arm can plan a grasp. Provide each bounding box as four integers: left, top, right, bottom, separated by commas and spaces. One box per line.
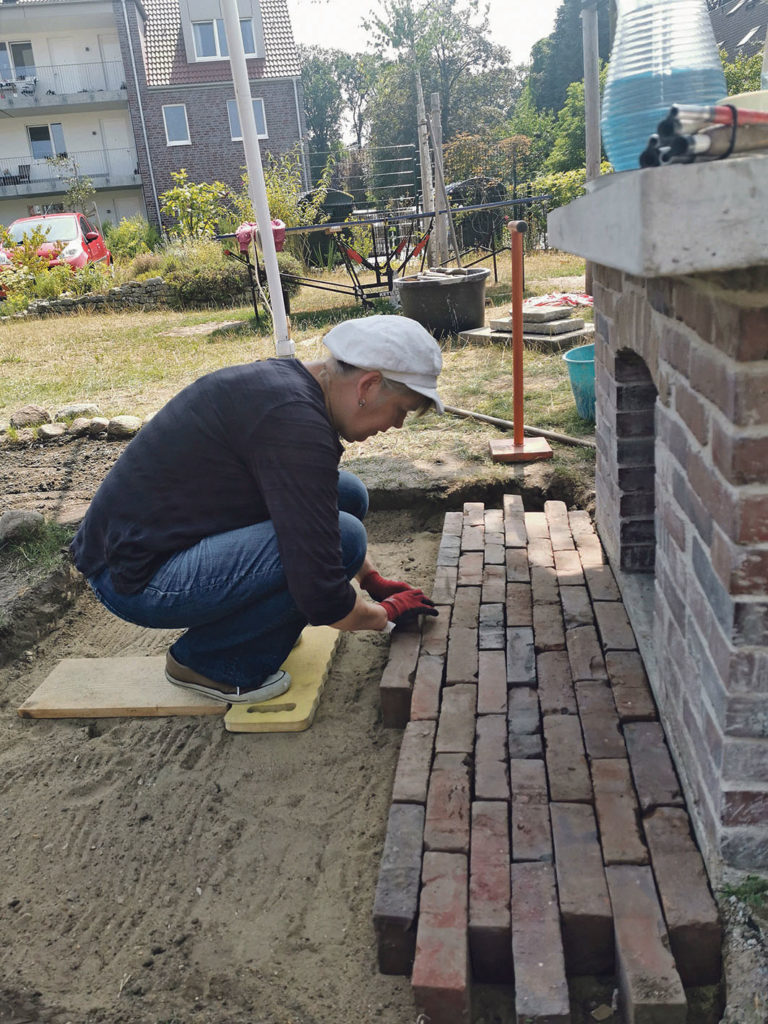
0, 211, 111, 272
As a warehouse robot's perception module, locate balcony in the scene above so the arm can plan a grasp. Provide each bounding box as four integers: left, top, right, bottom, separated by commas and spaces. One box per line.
0, 61, 127, 115
0, 149, 141, 198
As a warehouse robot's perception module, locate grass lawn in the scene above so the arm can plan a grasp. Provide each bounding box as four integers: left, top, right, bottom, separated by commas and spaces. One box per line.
0, 249, 595, 493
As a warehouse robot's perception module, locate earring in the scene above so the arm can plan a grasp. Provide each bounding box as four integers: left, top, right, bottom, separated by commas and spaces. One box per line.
358, 399, 366, 407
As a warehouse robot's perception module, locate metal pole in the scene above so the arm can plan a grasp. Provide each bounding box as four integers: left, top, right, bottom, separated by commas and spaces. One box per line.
430, 91, 448, 265
509, 221, 526, 448
221, 0, 293, 357
581, 0, 601, 296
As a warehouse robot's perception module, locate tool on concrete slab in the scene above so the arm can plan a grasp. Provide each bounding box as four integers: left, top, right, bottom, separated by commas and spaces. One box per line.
489, 222, 553, 464
641, 103, 768, 166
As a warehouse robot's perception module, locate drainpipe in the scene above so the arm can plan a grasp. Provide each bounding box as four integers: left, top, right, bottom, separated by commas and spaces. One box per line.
292, 77, 310, 188
120, 0, 161, 225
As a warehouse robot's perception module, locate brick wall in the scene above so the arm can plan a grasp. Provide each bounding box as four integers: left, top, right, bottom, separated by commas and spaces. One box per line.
592, 263, 768, 876
112, 0, 305, 227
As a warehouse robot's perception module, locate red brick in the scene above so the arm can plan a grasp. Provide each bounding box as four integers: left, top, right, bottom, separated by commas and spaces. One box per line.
446, 626, 479, 685
412, 852, 471, 1024
463, 501, 485, 525
440, 510, 462, 537
543, 714, 592, 803
482, 563, 506, 604
373, 802, 425, 974
457, 551, 484, 586
722, 788, 768, 826
475, 714, 509, 801
550, 802, 614, 974
594, 601, 637, 651
424, 752, 471, 853
624, 722, 684, 812
485, 541, 505, 565
544, 499, 568, 522
530, 565, 559, 604
380, 627, 420, 728
479, 602, 505, 649
525, 510, 549, 539
592, 759, 649, 865
421, 606, 451, 657
583, 563, 620, 601
437, 532, 461, 567
410, 654, 444, 721
606, 865, 687, 1024
566, 625, 608, 681
605, 651, 658, 722
505, 511, 527, 549
432, 564, 458, 605
452, 585, 481, 628
506, 582, 533, 624
511, 862, 570, 1023
510, 759, 552, 862
712, 418, 768, 486
548, 521, 575, 551
506, 626, 536, 684
508, 687, 540, 736
508, 733, 544, 758
575, 680, 617, 716
528, 536, 555, 568
581, 711, 626, 759
533, 602, 566, 651
469, 801, 512, 982
643, 808, 722, 987
484, 507, 504, 535
578, 537, 607, 569
560, 585, 594, 630
506, 547, 530, 583
436, 683, 477, 754
477, 649, 507, 715
569, 509, 596, 541
537, 651, 577, 715
392, 720, 436, 803
554, 548, 585, 585
462, 523, 485, 553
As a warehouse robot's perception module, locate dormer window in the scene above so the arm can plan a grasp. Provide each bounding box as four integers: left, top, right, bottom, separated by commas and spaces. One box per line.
192, 18, 256, 60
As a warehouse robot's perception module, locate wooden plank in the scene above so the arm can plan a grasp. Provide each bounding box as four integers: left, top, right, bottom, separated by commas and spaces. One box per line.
18, 655, 225, 718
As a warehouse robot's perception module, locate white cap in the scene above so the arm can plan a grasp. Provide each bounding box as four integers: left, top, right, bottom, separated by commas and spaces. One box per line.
323, 315, 444, 414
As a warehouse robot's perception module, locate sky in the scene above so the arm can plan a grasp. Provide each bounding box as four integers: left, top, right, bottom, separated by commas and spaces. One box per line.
285, 0, 563, 66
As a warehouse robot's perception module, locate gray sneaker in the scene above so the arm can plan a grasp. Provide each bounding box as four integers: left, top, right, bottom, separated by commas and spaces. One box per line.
165, 652, 291, 705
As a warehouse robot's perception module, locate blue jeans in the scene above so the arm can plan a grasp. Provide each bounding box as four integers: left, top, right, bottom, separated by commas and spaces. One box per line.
88, 470, 369, 686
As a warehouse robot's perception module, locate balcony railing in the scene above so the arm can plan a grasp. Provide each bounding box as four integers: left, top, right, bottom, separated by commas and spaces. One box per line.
0, 149, 139, 191
0, 60, 126, 100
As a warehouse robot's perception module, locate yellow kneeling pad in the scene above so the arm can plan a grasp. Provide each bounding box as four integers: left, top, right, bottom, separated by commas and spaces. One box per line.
224, 626, 339, 733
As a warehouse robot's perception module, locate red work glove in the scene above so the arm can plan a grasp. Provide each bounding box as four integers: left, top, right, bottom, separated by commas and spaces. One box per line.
360, 570, 416, 601
381, 589, 439, 625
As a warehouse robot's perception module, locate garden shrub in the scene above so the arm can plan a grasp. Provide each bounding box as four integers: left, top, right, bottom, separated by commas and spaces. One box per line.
124, 251, 165, 279
104, 216, 160, 260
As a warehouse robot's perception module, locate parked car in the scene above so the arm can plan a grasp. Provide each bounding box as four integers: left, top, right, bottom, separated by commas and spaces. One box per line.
0, 211, 111, 272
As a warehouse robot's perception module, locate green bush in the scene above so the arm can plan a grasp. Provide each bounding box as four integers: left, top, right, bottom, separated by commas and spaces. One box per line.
104, 215, 160, 261
165, 262, 250, 308
124, 251, 165, 279
519, 162, 612, 249
69, 262, 112, 296
32, 265, 73, 299
275, 250, 303, 299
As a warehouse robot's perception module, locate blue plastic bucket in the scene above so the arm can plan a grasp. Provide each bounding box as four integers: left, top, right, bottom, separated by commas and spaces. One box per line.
562, 343, 595, 422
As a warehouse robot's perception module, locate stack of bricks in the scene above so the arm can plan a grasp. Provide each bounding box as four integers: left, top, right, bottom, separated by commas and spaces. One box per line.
373, 497, 722, 1024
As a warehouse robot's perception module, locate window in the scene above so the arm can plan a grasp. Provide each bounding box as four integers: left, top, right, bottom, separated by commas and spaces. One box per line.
227, 97, 267, 140
162, 104, 190, 145
27, 123, 66, 160
0, 39, 35, 81
192, 19, 256, 59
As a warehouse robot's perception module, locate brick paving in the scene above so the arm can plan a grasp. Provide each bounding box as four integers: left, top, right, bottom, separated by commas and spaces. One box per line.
373, 497, 722, 1024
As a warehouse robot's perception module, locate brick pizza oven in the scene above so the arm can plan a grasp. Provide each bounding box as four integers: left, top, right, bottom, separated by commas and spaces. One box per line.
549, 153, 768, 880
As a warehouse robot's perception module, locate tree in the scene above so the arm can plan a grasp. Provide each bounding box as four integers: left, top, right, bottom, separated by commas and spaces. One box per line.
159, 169, 232, 238
527, 0, 611, 113
45, 156, 96, 216
364, 0, 510, 138
721, 48, 762, 94
336, 52, 383, 149
298, 45, 346, 158
506, 89, 557, 181
545, 64, 607, 173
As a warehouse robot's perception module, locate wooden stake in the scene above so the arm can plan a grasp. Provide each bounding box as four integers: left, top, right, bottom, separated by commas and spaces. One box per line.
489, 223, 553, 464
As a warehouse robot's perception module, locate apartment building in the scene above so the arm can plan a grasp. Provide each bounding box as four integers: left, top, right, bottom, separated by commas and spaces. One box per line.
0, 0, 307, 229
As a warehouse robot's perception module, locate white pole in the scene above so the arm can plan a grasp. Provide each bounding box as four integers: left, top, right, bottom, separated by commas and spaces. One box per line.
582, 0, 601, 183
220, 0, 293, 357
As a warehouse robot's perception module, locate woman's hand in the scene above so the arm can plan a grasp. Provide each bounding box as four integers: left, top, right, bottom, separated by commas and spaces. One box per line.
381, 589, 438, 626
360, 570, 417, 601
